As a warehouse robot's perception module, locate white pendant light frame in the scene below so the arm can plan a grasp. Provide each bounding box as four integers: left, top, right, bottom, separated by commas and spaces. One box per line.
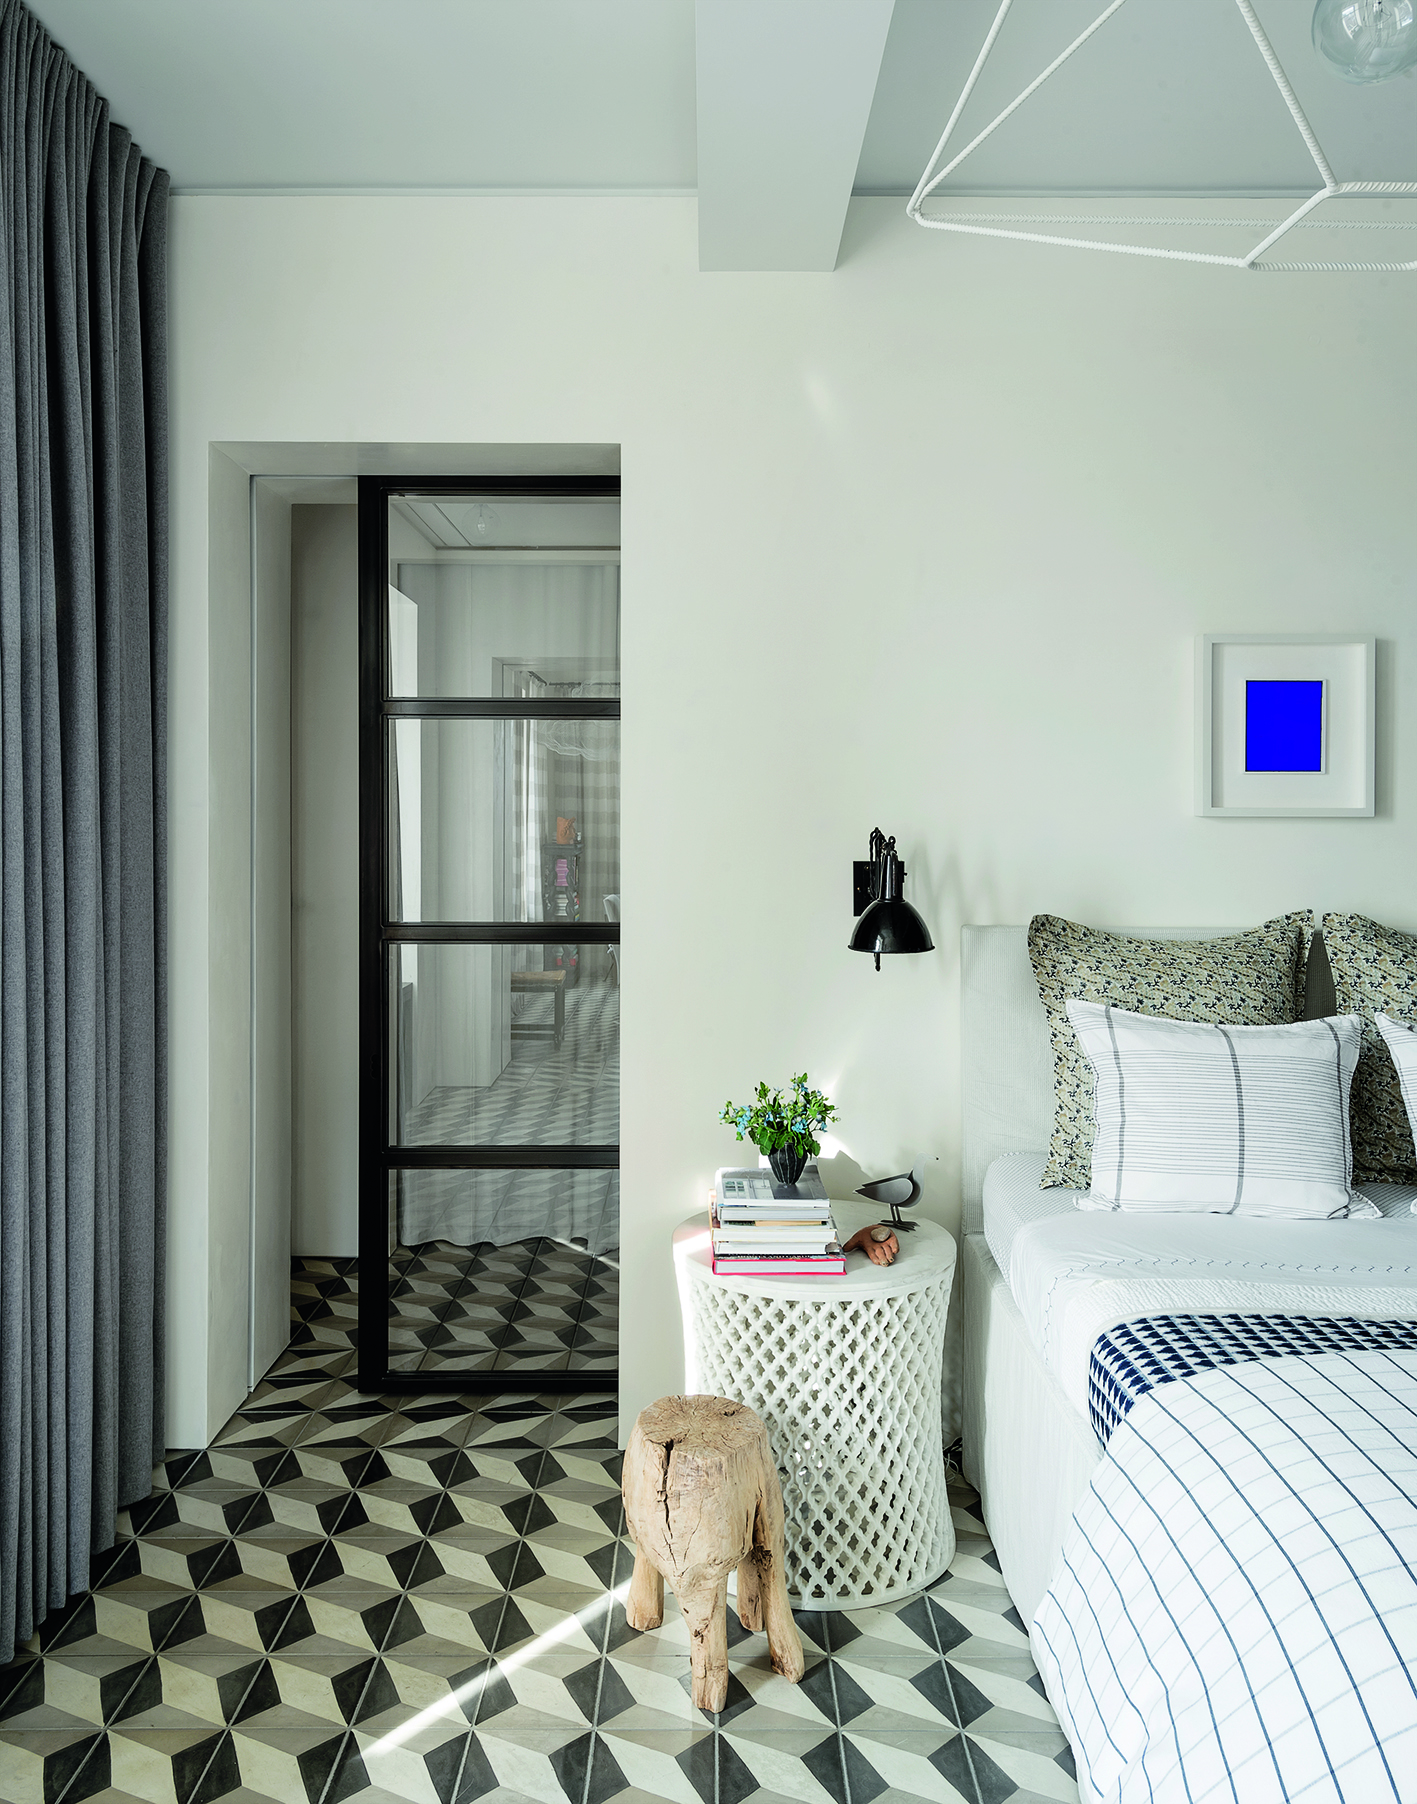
907, 0, 1417, 271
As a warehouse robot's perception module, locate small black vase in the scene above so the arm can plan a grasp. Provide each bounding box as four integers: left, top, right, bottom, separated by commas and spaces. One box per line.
768, 1146, 809, 1187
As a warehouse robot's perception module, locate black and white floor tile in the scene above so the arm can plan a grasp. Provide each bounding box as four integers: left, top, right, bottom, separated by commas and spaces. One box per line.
382, 1240, 619, 1378
0, 1255, 1078, 1804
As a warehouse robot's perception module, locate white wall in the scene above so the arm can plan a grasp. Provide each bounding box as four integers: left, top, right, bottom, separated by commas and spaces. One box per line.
200, 448, 255, 1438
290, 505, 361, 1259
251, 482, 294, 1383
166, 196, 1417, 1446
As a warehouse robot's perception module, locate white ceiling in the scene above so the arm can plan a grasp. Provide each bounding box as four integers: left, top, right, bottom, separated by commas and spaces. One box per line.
27, 1, 699, 193
26, 0, 1417, 267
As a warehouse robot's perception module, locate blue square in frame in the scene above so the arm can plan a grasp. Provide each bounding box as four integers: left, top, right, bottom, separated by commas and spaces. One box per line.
1245, 680, 1324, 772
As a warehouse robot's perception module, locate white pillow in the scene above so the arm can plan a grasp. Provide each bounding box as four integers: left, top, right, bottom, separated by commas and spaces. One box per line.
1065, 1001, 1369, 1219
1375, 1013, 1417, 1215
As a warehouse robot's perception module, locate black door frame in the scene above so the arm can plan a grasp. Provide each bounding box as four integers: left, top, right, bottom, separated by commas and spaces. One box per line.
357, 475, 621, 1393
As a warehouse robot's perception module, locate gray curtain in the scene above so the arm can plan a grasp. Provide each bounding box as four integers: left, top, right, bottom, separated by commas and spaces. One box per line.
0, 0, 168, 1664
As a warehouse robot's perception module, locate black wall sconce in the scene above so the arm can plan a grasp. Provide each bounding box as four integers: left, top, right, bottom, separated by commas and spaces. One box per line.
849, 828, 935, 972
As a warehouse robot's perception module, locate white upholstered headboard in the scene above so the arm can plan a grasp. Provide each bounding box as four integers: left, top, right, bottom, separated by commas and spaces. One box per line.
959, 925, 1234, 1235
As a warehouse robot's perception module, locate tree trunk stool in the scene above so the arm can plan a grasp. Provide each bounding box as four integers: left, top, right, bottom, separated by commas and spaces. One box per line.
622, 1394, 804, 1713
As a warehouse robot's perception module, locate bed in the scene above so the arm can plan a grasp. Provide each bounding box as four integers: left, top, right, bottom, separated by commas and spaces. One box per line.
958, 924, 1417, 1800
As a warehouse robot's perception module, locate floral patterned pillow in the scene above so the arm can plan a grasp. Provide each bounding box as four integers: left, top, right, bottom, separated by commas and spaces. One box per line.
1322, 913, 1417, 1186
1029, 913, 1312, 1191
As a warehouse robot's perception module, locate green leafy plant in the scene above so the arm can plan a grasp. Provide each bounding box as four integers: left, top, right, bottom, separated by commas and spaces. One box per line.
720, 1073, 838, 1159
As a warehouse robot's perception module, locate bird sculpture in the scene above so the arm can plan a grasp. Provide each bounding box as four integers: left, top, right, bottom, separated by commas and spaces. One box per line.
855, 1168, 922, 1232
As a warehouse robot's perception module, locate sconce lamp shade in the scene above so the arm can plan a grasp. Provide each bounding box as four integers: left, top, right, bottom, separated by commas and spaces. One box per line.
849, 829, 935, 972
849, 897, 935, 961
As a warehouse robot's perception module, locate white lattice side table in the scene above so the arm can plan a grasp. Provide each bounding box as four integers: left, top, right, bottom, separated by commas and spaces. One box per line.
674, 1202, 956, 1610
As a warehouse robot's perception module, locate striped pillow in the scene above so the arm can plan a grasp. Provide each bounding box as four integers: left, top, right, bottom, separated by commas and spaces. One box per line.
1029, 913, 1311, 1190
1066, 1002, 1367, 1219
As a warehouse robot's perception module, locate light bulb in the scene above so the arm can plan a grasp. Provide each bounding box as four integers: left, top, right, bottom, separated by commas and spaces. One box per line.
1312, 0, 1417, 82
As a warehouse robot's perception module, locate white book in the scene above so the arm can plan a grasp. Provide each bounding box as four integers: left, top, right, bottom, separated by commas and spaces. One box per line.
713, 1239, 842, 1257
715, 1164, 829, 1206
715, 1204, 833, 1222
713, 1215, 841, 1254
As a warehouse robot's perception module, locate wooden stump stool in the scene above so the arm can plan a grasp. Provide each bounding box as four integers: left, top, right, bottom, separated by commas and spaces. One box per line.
622, 1394, 804, 1713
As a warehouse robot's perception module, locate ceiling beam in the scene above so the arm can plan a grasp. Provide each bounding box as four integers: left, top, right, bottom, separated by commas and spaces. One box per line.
695, 0, 896, 272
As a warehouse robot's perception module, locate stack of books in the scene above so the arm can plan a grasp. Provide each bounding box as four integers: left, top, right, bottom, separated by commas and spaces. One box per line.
710, 1165, 844, 1275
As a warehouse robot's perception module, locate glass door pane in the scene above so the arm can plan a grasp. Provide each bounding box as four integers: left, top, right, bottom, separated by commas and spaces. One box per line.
389, 943, 619, 1147
387, 495, 619, 699
387, 719, 621, 927
388, 1172, 618, 1378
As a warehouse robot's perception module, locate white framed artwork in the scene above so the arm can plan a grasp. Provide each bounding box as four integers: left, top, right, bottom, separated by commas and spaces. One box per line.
1196, 634, 1375, 818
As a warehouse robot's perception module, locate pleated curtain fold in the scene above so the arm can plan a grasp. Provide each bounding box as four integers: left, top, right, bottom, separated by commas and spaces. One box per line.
0, 0, 168, 1664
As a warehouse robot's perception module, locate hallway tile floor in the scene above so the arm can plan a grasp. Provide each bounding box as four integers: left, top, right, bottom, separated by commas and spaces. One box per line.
0, 1257, 1077, 1804
387, 1239, 619, 1377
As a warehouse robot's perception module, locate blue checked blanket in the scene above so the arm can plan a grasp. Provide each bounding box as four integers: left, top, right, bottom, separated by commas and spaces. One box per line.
1035, 1348, 1417, 1803
1088, 1311, 1417, 1444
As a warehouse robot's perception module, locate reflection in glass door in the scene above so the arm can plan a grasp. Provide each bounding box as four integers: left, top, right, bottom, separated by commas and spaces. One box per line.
358, 479, 621, 1393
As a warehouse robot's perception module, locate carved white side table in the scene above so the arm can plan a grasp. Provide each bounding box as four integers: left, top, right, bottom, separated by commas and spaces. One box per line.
674, 1201, 957, 1610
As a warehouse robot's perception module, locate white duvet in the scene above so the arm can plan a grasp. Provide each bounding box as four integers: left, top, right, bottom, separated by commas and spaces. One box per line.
1034, 1348, 1417, 1803
983, 1153, 1417, 1421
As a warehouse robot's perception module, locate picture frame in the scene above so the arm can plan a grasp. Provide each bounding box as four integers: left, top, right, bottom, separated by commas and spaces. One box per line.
1196, 633, 1375, 818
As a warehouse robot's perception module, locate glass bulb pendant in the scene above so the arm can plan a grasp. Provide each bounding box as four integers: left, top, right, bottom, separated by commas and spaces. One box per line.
1313, 0, 1417, 82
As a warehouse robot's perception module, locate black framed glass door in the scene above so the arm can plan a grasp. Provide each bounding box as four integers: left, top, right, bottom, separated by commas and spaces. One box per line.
357, 477, 621, 1393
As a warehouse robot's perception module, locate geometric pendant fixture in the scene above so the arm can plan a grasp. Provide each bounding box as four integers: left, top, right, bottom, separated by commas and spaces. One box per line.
908, 0, 1417, 272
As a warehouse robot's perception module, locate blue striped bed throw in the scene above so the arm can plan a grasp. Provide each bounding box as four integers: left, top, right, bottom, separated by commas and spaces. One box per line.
1089, 1312, 1417, 1443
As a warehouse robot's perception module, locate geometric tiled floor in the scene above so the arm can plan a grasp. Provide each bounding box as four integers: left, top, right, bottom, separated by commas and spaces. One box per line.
0, 1259, 1078, 1804
387, 1242, 619, 1377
